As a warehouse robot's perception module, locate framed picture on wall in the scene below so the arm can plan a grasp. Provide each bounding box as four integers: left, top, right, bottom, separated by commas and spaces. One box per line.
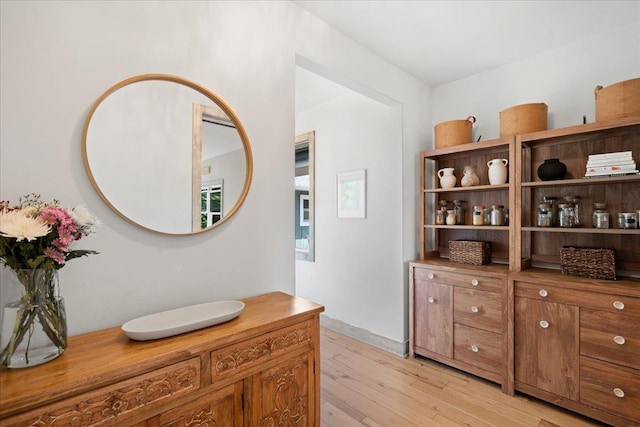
337, 169, 366, 218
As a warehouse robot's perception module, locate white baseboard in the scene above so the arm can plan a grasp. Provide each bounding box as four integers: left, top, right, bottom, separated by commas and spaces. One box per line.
320, 314, 408, 356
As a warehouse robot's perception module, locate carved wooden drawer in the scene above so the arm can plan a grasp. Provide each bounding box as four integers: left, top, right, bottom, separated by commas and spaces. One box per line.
453, 287, 502, 333
580, 356, 640, 424
2, 358, 200, 427
453, 324, 502, 375
580, 308, 640, 370
515, 282, 640, 317
211, 320, 313, 381
414, 268, 502, 292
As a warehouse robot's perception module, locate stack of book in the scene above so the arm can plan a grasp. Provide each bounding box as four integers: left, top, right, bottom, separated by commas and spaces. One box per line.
585, 151, 638, 177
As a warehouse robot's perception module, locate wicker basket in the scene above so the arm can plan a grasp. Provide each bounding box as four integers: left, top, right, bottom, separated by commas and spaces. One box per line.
500, 103, 548, 137
560, 246, 616, 280
449, 240, 491, 265
594, 78, 640, 122
434, 116, 476, 148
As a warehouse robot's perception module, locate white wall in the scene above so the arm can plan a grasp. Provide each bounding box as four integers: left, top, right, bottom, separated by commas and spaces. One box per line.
295, 88, 404, 343
432, 22, 640, 144
0, 1, 429, 338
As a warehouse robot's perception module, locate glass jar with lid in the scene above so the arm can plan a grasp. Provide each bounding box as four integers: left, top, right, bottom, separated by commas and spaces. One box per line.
543, 196, 559, 226
452, 200, 466, 225
490, 205, 505, 226
537, 203, 553, 227
563, 195, 581, 226
435, 200, 449, 225
558, 202, 578, 228
473, 205, 485, 225
592, 202, 609, 229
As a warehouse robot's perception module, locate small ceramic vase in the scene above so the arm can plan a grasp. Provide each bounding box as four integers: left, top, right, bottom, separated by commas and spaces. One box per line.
537, 158, 567, 181
438, 167, 457, 189
460, 165, 480, 187
487, 158, 508, 185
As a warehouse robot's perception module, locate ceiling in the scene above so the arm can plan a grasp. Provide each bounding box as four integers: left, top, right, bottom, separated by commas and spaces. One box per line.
295, 0, 640, 87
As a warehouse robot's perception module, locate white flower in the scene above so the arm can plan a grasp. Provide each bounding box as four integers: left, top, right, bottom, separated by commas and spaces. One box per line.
70, 204, 101, 234
0, 210, 51, 242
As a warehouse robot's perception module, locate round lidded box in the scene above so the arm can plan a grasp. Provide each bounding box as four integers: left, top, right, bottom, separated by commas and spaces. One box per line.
594, 78, 640, 122
434, 116, 476, 149
500, 103, 548, 137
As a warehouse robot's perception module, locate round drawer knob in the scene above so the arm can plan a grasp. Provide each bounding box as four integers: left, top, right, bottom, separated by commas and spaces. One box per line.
471, 306, 479, 313
471, 279, 479, 287
539, 289, 548, 297
427, 273, 434, 279
613, 301, 625, 310
539, 320, 549, 329
613, 388, 625, 398
471, 345, 479, 353
428, 297, 435, 304
614, 336, 626, 345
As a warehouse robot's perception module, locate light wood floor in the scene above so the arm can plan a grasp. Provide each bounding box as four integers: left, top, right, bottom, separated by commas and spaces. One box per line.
320, 328, 606, 427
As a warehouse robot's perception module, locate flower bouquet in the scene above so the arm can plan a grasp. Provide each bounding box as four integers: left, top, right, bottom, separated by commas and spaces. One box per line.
0, 194, 99, 367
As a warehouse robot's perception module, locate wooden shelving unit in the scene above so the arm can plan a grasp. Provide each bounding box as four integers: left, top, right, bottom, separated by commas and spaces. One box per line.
412, 117, 640, 426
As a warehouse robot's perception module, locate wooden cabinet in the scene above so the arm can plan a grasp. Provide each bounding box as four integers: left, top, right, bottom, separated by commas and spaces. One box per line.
513, 274, 640, 427
0, 292, 324, 427
412, 117, 640, 426
514, 284, 580, 400
409, 260, 509, 392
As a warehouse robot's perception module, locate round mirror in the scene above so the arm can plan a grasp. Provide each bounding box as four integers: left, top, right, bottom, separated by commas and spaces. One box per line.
82, 74, 253, 235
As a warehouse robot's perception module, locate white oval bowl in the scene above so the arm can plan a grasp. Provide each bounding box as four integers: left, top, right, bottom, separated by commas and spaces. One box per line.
122, 300, 245, 341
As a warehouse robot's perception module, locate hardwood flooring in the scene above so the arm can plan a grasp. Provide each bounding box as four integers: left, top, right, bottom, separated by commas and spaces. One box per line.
320, 328, 606, 427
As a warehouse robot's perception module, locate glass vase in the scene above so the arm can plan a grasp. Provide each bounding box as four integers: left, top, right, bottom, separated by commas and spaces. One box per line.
0, 268, 67, 368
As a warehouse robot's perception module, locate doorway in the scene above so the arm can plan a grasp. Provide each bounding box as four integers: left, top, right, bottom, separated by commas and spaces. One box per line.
295, 131, 315, 262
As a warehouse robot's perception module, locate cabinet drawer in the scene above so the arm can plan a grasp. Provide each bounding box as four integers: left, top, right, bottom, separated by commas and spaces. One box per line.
515, 281, 640, 317
2, 358, 201, 427
211, 320, 313, 380
453, 287, 502, 333
454, 324, 502, 375
580, 357, 640, 424
414, 267, 502, 292
580, 309, 640, 369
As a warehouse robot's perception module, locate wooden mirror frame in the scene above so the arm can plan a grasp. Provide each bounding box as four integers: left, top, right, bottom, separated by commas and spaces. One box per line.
82, 73, 253, 235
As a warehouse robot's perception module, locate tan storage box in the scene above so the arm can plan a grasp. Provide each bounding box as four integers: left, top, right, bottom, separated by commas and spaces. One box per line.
500, 103, 548, 137
434, 116, 475, 148
595, 78, 640, 122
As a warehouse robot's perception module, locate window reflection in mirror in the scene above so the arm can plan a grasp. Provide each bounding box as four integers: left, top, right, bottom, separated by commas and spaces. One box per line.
295, 131, 315, 262
193, 104, 245, 231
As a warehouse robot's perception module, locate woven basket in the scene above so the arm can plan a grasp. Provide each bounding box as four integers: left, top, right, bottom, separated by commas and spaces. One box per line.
449, 240, 491, 265
594, 78, 640, 122
434, 116, 476, 148
560, 246, 616, 280
500, 103, 548, 137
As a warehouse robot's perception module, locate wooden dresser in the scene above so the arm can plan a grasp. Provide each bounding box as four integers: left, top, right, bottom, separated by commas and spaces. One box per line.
0, 292, 324, 427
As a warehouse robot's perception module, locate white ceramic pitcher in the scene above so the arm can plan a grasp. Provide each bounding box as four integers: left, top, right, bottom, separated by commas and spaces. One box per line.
437, 167, 457, 189
487, 159, 508, 185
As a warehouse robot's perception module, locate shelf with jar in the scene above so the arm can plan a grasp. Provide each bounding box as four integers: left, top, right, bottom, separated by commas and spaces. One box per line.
515, 117, 640, 276
419, 137, 516, 267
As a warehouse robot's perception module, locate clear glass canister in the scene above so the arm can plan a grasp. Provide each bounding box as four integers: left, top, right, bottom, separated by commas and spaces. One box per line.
473, 205, 485, 225
592, 203, 609, 229
558, 202, 577, 228
618, 212, 637, 229
490, 205, 505, 226
537, 203, 553, 227
435, 200, 449, 225
453, 200, 466, 225
563, 195, 581, 226
543, 196, 559, 227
